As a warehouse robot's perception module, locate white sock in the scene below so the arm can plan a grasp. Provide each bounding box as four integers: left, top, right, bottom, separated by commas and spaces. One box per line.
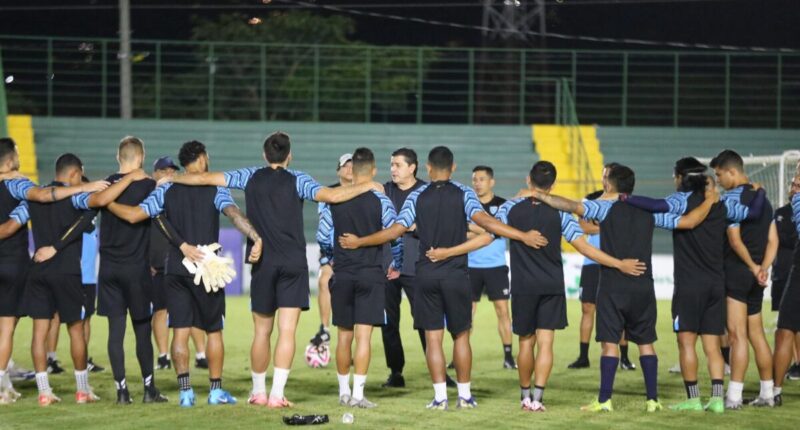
35, 372, 51, 394
251, 371, 267, 395
270, 368, 290, 399
158, 353, 168, 359
727, 381, 744, 402
774, 386, 782, 396
0, 369, 8, 390
433, 382, 447, 402
759, 379, 774, 399
7, 359, 15, 369
75, 369, 89, 393
337, 373, 351, 397
195, 352, 206, 360
457, 382, 472, 400
46, 352, 57, 361
352, 374, 367, 400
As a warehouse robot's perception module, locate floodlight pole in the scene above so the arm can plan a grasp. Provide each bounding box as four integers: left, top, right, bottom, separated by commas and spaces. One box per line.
119, 0, 132, 119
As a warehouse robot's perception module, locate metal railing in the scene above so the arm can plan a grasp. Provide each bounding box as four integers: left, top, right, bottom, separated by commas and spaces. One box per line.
1, 35, 798, 128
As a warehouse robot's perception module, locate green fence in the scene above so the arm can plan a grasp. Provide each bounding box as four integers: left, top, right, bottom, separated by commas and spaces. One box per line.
2, 35, 799, 128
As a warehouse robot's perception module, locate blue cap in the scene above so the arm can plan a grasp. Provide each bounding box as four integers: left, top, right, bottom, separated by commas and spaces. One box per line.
153, 156, 179, 171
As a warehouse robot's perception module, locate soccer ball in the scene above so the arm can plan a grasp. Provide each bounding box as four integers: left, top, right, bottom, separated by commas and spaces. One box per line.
305, 343, 330, 368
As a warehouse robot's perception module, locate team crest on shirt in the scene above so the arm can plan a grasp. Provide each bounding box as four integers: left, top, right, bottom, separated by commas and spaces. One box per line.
777, 215, 784, 222
489, 206, 499, 215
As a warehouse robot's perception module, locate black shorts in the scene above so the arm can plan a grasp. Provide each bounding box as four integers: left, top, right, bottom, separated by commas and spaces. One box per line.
250, 265, 310, 315
778, 268, 800, 332
671, 283, 725, 335
23, 268, 86, 323
98, 262, 154, 320
151, 271, 168, 311
726, 266, 765, 315
772, 278, 787, 312
83, 284, 96, 317
511, 294, 567, 336
0, 261, 28, 317
415, 275, 471, 335
579, 264, 600, 304
164, 274, 225, 332
596, 285, 657, 345
469, 266, 510, 302
330, 277, 386, 328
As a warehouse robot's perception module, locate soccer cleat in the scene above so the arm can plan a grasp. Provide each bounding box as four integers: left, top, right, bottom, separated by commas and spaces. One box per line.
47, 358, 65, 374
447, 361, 455, 370
773, 394, 783, 407
7, 364, 35, 382
456, 397, 478, 409
143, 387, 168, 404
567, 357, 590, 369
668, 363, 682, 374
645, 399, 663, 412
208, 389, 237, 405
426, 398, 448, 410
87, 357, 105, 373
620, 357, 637, 370
195, 357, 209, 369
528, 400, 546, 412
116, 388, 133, 405
747, 396, 774, 407
381, 372, 405, 388
704, 396, 725, 414
787, 363, 800, 381
669, 397, 703, 411
248, 392, 269, 406
0, 389, 19, 404
267, 395, 294, 409
338, 394, 351, 406
157, 355, 172, 370
349, 397, 377, 409
521, 397, 533, 410
724, 397, 743, 410
38, 392, 61, 407
503, 358, 518, 370
581, 398, 613, 412
445, 374, 457, 388
76, 390, 100, 404
179, 389, 196, 408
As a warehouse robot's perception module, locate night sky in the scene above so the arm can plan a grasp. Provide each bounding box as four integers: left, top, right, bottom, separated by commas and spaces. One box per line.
1, 0, 798, 50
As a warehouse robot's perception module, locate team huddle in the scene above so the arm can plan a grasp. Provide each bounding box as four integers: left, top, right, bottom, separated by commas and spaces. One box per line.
0, 132, 798, 414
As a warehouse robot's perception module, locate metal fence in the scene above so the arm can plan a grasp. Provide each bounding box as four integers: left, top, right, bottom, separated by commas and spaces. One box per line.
2, 35, 799, 128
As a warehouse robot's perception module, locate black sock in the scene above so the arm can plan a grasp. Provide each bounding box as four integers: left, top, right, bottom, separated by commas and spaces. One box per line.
107, 315, 127, 384
640, 355, 659, 401
684, 380, 699, 399
579, 342, 590, 360
599, 356, 619, 403
133, 318, 155, 385
178, 373, 191, 391
620, 344, 629, 360
503, 344, 513, 361
721, 347, 730, 365
210, 378, 222, 391
711, 379, 724, 398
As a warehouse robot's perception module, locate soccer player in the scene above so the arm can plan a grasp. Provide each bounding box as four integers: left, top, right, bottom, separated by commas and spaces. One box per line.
467, 165, 515, 370
23, 153, 147, 406
772, 178, 800, 381
320, 148, 401, 408
107, 140, 262, 407
773, 173, 800, 405
166, 132, 383, 408
710, 150, 779, 408
338, 146, 548, 410
427, 161, 647, 412
528, 163, 718, 413
310, 153, 353, 354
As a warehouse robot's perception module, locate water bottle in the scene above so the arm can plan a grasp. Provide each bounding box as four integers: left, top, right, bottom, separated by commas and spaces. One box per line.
342, 412, 354, 424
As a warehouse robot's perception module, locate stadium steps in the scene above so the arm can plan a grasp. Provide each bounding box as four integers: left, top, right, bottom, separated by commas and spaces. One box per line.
532, 125, 604, 200
7, 115, 38, 183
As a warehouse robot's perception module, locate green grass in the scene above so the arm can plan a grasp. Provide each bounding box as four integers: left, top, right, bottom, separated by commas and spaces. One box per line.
2, 297, 796, 429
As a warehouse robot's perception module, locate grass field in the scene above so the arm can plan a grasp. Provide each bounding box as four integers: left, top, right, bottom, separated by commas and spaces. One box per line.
2, 296, 796, 429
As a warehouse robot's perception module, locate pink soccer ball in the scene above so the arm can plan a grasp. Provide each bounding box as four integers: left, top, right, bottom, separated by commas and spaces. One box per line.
305, 343, 331, 368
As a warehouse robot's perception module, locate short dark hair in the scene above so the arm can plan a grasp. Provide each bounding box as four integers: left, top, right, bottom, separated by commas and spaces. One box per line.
0, 137, 16, 163
178, 140, 207, 167
529, 161, 557, 189
607, 164, 635, 194
472, 165, 494, 178
392, 147, 418, 177
55, 153, 83, 175
709, 149, 744, 172
351, 147, 375, 176
428, 146, 454, 171
674, 157, 708, 193
263, 131, 291, 164
586, 190, 603, 200
604, 162, 621, 170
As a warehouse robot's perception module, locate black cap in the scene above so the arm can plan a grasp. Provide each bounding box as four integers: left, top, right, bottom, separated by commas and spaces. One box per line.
153, 156, 180, 171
